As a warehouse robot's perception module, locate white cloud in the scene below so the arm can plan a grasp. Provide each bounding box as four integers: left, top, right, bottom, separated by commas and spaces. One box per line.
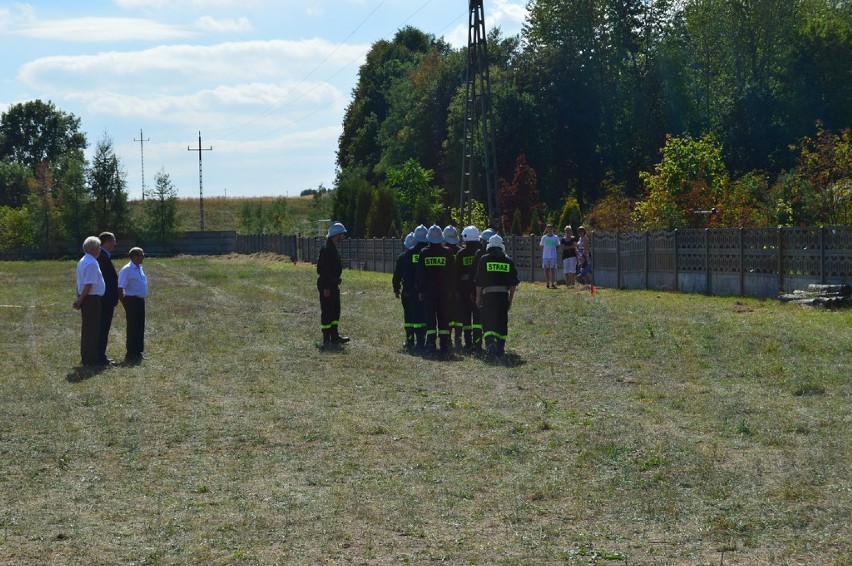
195, 15, 252, 32
14, 16, 194, 42
113, 0, 261, 8
19, 39, 369, 90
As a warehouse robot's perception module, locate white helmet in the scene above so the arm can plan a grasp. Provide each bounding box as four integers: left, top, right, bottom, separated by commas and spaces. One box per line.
480, 228, 496, 242
442, 225, 460, 245
426, 224, 444, 244
413, 224, 429, 243
487, 234, 505, 251
404, 232, 416, 250
327, 222, 347, 238
461, 225, 480, 242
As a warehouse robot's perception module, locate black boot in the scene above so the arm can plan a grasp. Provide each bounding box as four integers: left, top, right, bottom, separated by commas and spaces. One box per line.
321, 329, 331, 346
404, 329, 415, 351
439, 334, 451, 354
331, 328, 350, 344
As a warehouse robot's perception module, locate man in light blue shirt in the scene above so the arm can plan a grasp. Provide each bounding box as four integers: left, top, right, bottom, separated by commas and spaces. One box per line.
118, 247, 148, 364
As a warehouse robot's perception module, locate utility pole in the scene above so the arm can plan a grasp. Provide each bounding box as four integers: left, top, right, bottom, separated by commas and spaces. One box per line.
460, 0, 499, 226
134, 129, 150, 200
188, 131, 212, 231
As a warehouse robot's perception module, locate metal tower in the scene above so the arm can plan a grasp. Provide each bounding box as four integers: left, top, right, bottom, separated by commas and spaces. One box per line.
459, 0, 499, 226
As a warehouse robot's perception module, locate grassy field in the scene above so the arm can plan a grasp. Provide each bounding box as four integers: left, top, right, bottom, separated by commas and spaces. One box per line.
129, 196, 317, 234
1, 256, 850, 565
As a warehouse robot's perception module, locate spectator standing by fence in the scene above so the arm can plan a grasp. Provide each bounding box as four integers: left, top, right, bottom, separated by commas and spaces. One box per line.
118, 247, 148, 364
72, 236, 105, 366
540, 224, 561, 289
561, 225, 578, 288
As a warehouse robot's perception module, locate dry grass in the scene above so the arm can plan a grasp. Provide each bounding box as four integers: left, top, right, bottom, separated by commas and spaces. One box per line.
0, 257, 849, 565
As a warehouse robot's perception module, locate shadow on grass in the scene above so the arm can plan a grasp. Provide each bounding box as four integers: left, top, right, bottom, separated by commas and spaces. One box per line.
482, 352, 526, 367
316, 343, 348, 354
66, 365, 109, 383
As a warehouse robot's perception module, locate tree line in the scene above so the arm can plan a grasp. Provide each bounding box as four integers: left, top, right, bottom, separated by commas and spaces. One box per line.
333, 0, 851, 236
0, 100, 184, 255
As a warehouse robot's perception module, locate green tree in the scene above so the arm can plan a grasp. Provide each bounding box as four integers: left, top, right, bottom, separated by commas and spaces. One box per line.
88, 133, 129, 233
26, 163, 65, 253
0, 100, 87, 175
386, 158, 444, 230
143, 168, 179, 241
785, 126, 852, 225
0, 161, 33, 208
510, 209, 523, 235
556, 194, 582, 233
634, 134, 729, 230
239, 201, 265, 234
0, 205, 34, 253
498, 153, 542, 233
54, 149, 90, 243
449, 198, 488, 232
365, 186, 398, 237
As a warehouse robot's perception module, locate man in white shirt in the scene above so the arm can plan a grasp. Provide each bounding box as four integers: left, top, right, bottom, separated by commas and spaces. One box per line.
118, 247, 148, 364
72, 236, 106, 366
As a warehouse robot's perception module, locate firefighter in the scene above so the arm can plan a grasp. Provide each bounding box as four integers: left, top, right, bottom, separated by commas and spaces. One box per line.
409, 224, 429, 349
442, 225, 463, 348
456, 225, 483, 352
317, 221, 349, 346
416, 224, 456, 354
392, 232, 417, 350
475, 234, 520, 357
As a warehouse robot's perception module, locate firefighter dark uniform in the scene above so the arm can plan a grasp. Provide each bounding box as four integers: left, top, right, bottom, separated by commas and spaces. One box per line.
474, 235, 519, 356
443, 225, 463, 347
416, 225, 456, 353
392, 233, 418, 350
456, 229, 483, 351
317, 222, 349, 345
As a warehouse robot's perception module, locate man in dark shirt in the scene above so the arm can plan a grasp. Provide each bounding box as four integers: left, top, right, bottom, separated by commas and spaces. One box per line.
317, 222, 349, 346
456, 225, 483, 352
392, 232, 417, 350
475, 235, 520, 357
96, 231, 119, 365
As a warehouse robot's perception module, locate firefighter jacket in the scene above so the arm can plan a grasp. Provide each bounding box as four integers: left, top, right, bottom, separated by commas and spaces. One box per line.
316, 238, 342, 289
474, 249, 520, 291
416, 242, 456, 297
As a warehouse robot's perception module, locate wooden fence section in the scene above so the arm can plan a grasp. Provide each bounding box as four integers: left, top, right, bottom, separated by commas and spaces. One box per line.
592, 227, 851, 297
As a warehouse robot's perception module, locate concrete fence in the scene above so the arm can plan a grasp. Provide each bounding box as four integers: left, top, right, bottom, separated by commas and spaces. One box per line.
10, 226, 850, 299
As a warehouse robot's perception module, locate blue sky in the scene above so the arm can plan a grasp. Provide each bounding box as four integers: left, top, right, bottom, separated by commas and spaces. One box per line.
0, 0, 527, 199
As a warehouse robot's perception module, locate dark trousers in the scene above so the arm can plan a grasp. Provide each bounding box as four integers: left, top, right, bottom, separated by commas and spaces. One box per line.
481, 292, 509, 353
401, 292, 416, 346
123, 296, 146, 357
97, 301, 116, 362
319, 286, 341, 341
424, 292, 451, 349
80, 295, 102, 365
459, 288, 482, 347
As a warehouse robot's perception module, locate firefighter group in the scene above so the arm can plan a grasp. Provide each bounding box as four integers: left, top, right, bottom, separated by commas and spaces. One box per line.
317, 222, 520, 358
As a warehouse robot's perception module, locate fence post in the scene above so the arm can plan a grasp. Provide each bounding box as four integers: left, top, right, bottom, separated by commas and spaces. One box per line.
615, 233, 621, 290
777, 227, 784, 293
644, 231, 650, 290
530, 235, 535, 282
705, 229, 711, 295
739, 228, 745, 297
820, 226, 826, 284
673, 229, 679, 292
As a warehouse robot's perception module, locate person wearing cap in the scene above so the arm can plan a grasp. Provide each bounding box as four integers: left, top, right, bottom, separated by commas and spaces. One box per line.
317, 222, 350, 346
442, 225, 464, 348
456, 225, 483, 352
576, 225, 592, 286
416, 224, 456, 355
72, 236, 106, 366
392, 232, 418, 350
475, 234, 520, 357
118, 247, 148, 364
540, 223, 561, 289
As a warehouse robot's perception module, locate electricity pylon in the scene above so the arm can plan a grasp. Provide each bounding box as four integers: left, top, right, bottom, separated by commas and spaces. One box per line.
459, 0, 499, 227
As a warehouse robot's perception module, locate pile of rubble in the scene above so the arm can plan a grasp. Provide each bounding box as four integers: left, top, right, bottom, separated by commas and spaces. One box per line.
778, 284, 851, 309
